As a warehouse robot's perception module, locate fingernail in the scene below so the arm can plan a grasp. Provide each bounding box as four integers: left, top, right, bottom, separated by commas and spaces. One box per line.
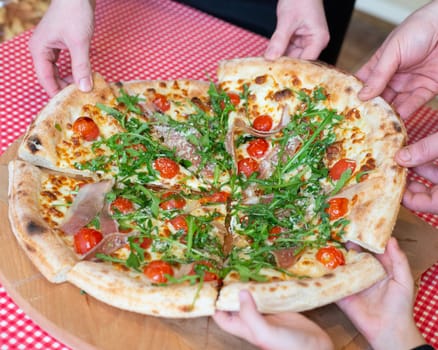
398, 148, 411, 162
79, 77, 92, 92
359, 86, 371, 97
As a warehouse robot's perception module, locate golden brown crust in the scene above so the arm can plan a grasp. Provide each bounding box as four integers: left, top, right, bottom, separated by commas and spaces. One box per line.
67, 261, 218, 318
18, 73, 116, 176
216, 251, 386, 313
8, 160, 78, 282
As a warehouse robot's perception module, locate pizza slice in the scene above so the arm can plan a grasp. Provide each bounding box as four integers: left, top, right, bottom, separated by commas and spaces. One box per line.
217, 57, 406, 254
8, 160, 230, 317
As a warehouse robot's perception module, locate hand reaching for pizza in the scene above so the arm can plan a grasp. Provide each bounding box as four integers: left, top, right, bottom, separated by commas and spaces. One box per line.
355, 0, 438, 120
336, 238, 425, 350
395, 132, 438, 213
212, 290, 334, 350
264, 0, 329, 61
29, 0, 95, 97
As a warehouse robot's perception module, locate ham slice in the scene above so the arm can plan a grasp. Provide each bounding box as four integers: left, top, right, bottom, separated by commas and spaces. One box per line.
272, 247, 299, 269
60, 180, 113, 235
83, 233, 130, 261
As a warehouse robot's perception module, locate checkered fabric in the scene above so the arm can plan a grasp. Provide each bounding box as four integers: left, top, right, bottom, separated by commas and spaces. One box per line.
0, 0, 437, 348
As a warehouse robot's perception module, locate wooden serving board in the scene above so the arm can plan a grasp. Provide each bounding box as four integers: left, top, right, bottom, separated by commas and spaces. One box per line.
1, 141, 438, 350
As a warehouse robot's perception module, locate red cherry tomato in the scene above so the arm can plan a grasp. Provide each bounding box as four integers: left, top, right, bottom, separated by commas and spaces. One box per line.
238, 157, 259, 177
169, 215, 188, 233
268, 226, 283, 242
72, 117, 100, 141
200, 191, 230, 204
190, 261, 218, 282
153, 93, 171, 112
74, 228, 103, 254
247, 138, 269, 158
253, 115, 273, 132
316, 246, 345, 269
326, 197, 349, 220
143, 260, 174, 283
134, 236, 153, 250
154, 157, 180, 179
220, 92, 241, 109
159, 192, 186, 210
111, 197, 134, 214
329, 159, 356, 181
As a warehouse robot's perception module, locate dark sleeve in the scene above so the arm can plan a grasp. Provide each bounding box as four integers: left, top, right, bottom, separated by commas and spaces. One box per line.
176, 0, 356, 65
410, 345, 436, 350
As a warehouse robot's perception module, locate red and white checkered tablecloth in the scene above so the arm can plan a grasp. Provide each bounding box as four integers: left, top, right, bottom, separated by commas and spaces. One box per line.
0, 0, 437, 349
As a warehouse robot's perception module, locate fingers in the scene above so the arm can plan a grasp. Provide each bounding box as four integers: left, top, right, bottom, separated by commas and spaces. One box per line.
396, 132, 438, 168
68, 37, 93, 92
383, 238, 413, 289
402, 185, 438, 213
265, 13, 298, 60
356, 44, 400, 101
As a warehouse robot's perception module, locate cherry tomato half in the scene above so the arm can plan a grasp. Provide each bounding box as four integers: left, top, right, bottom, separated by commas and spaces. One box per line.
159, 192, 186, 210
72, 117, 100, 141
238, 157, 259, 177
316, 246, 345, 269
153, 93, 171, 112
143, 260, 174, 283
169, 215, 188, 233
190, 261, 218, 282
200, 191, 230, 204
329, 159, 356, 181
133, 236, 153, 250
74, 228, 103, 254
154, 157, 180, 179
247, 138, 269, 158
220, 92, 241, 109
268, 226, 283, 242
111, 197, 135, 214
326, 197, 349, 221
253, 114, 273, 132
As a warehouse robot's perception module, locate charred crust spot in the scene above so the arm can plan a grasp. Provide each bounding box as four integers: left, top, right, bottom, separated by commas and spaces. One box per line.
115, 81, 123, 88
374, 217, 386, 230
41, 190, 57, 201
392, 121, 402, 133
26, 221, 46, 235
255, 75, 267, 84
314, 282, 322, 287
290, 75, 301, 87
24, 242, 36, 253
27, 135, 42, 154
159, 82, 167, 88
273, 89, 293, 102
269, 286, 278, 292
323, 273, 335, 279
344, 86, 353, 95
179, 305, 194, 312
297, 281, 308, 287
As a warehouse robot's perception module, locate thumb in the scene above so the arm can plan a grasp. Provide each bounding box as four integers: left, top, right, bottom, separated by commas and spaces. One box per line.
396, 132, 438, 167
68, 38, 93, 92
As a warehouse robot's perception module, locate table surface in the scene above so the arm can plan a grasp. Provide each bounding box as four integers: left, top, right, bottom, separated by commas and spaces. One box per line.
0, 0, 437, 349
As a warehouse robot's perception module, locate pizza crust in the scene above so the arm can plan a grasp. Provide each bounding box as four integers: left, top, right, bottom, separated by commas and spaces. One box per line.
216, 251, 385, 313
8, 160, 78, 282
18, 73, 116, 177
67, 261, 218, 318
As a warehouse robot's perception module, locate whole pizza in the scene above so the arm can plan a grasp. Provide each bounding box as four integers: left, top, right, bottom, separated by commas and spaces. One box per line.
8, 57, 406, 317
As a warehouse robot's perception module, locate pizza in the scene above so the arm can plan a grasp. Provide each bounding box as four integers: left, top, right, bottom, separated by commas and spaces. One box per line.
8, 57, 406, 318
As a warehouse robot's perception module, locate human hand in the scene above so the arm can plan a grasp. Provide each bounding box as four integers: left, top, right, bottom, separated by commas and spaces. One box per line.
212, 290, 333, 350
356, 0, 438, 120
29, 0, 95, 96
337, 238, 425, 350
395, 133, 438, 213
264, 0, 329, 61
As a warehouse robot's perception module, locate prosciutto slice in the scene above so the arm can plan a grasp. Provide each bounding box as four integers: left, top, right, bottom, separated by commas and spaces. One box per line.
60, 180, 113, 235
82, 233, 130, 261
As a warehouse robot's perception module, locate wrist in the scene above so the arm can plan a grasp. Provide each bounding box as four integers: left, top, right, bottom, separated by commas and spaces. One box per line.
369, 320, 425, 350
